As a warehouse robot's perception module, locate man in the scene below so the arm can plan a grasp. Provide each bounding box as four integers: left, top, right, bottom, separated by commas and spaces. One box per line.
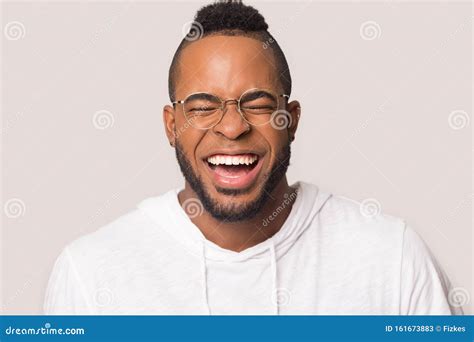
44, 0, 462, 315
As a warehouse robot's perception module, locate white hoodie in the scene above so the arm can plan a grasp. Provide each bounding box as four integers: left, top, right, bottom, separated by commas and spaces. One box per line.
43, 182, 462, 315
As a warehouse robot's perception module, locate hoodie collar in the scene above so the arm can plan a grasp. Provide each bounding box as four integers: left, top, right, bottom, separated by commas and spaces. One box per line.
137, 181, 332, 263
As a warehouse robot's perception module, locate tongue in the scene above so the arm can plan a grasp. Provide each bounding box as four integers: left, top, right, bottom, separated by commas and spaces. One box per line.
213, 164, 253, 178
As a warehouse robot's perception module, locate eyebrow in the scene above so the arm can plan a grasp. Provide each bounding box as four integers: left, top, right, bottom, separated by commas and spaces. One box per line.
241, 90, 276, 102
185, 93, 220, 103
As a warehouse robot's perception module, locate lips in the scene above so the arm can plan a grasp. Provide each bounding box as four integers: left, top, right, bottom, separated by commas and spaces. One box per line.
203, 151, 264, 190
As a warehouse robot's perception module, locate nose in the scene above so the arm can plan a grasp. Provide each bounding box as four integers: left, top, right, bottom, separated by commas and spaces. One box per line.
212, 100, 250, 140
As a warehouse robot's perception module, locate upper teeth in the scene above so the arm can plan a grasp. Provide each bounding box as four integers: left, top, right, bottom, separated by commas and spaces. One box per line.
207, 155, 258, 166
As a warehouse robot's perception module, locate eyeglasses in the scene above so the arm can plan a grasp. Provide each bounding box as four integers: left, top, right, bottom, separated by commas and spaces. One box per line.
172, 88, 289, 130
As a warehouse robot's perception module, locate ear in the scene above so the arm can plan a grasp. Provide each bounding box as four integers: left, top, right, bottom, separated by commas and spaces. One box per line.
286, 100, 301, 142
163, 104, 176, 147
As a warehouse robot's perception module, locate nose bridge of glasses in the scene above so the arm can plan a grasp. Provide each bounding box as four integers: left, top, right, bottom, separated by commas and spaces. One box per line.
221, 98, 239, 111
216, 97, 249, 128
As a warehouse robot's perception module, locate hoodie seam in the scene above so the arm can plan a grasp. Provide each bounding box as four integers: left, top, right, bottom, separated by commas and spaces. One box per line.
64, 246, 95, 314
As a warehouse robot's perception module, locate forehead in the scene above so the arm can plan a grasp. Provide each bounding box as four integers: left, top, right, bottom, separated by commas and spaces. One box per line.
176, 35, 280, 98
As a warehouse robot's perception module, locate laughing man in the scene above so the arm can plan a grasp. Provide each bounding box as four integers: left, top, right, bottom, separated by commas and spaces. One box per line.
44, 1, 462, 315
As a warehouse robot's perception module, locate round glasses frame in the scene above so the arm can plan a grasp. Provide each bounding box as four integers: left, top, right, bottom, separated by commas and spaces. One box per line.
172, 88, 290, 130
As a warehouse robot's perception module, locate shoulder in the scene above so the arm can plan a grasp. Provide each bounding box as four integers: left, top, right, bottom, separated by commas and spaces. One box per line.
320, 194, 442, 269
292, 182, 409, 263
65, 209, 151, 262
318, 191, 407, 244
44, 208, 151, 314
65, 189, 176, 267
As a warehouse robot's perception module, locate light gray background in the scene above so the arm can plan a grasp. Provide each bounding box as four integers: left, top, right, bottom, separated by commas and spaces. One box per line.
1, 0, 472, 314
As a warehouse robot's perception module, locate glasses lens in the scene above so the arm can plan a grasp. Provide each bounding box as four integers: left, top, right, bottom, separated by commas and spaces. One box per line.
239, 90, 279, 126
183, 93, 222, 129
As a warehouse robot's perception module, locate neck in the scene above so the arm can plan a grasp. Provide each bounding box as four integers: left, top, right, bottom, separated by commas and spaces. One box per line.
178, 178, 297, 252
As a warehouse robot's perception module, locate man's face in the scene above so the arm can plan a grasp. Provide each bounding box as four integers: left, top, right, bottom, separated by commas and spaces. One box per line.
164, 35, 298, 221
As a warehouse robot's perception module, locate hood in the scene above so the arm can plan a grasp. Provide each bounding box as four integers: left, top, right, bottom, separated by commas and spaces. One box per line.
137, 181, 332, 314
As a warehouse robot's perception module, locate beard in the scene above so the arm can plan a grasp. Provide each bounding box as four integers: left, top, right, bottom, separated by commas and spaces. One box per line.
175, 140, 291, 222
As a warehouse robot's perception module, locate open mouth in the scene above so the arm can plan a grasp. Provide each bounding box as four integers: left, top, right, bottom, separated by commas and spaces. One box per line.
204, 153, 263, 189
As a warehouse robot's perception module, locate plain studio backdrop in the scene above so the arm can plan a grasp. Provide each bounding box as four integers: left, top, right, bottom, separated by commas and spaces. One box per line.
1, 0, 472, 314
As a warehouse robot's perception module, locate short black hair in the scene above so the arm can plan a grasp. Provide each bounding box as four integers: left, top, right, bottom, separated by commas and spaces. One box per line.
168, 0, 292, 102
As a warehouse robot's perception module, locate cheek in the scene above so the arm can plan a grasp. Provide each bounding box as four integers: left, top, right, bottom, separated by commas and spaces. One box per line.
176, 121, 206, 164
174, 115, 193, 139
258, 127, 288, 156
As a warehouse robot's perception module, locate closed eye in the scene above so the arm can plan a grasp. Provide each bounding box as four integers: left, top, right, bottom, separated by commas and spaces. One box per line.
189, 107, 216, 112
242, 105, 275, 114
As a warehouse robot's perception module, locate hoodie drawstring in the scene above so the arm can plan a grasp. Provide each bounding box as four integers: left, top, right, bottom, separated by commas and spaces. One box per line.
201, 240, 279, 315
201, 241, 211, 315
269, 241, 279, 315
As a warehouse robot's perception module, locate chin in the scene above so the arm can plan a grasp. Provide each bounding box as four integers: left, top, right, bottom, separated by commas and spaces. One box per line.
175, 140, 291, 222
